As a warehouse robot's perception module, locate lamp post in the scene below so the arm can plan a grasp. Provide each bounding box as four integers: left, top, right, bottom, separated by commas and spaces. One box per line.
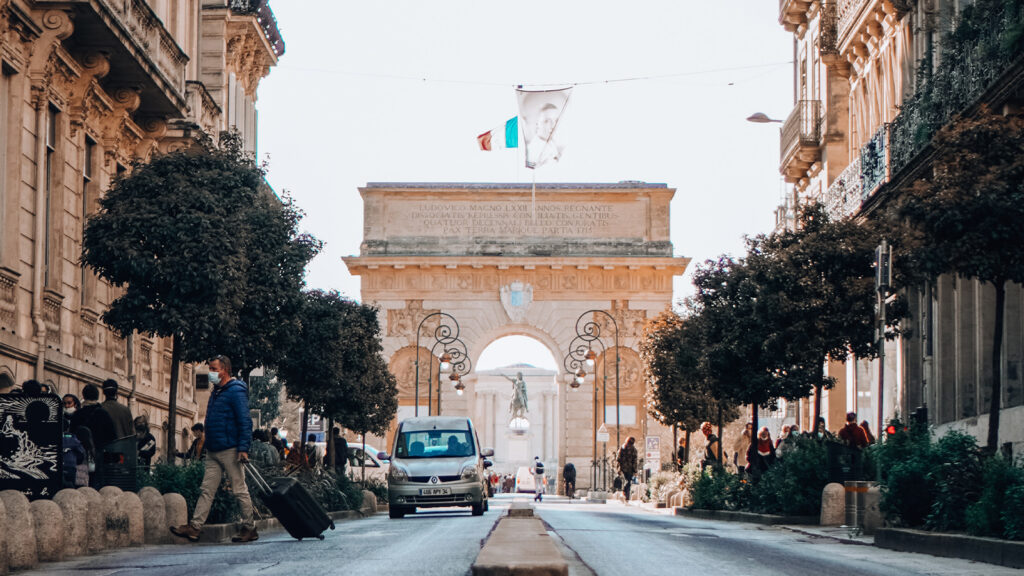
564, 334, 605, 490
572, 310, 620, 490
437, 338, 471, 415
414, 312, 465, 416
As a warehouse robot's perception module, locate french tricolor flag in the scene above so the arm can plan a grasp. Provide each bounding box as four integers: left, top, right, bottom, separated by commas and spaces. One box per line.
477, 117, 518, 151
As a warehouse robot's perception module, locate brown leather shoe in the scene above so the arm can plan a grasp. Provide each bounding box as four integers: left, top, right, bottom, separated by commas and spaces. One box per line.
170, 523, 201, 542
231, 526, 259, 543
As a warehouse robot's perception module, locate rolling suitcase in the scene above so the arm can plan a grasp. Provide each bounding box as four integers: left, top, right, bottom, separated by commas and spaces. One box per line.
245, 463, 335, 540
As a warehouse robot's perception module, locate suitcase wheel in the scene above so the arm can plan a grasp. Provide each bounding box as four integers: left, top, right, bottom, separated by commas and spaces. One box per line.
317, 534, 325, 541
330, 522, 336, 530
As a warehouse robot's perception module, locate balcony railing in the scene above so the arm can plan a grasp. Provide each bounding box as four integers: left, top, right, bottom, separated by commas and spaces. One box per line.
837, 0, 868, 44
824, 157, 863, 220
780, 99, 822, 165
230, 0, 285, 57
860, 124, 888, 199
888, 0, 1024, 183
819, 1, 839, 56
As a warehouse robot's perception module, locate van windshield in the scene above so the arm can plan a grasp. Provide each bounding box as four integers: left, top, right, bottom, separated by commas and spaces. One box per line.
395, 429, 475, 458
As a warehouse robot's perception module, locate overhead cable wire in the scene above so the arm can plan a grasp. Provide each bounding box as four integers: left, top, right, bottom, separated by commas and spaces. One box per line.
276, 61, 792, 88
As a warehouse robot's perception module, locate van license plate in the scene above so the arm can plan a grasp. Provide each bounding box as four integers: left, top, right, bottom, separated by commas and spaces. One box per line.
420, 488, 451, 496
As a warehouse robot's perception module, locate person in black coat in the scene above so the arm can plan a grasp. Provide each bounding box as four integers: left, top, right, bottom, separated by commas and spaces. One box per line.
69, 384, 117, 450
562, 462, 577, 499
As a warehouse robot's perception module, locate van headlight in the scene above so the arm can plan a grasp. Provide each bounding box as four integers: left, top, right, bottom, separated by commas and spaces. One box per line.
389, 466, 408, 482
461, 464, 478, 481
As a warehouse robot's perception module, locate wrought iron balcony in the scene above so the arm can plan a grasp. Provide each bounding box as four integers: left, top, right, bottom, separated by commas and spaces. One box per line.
818, 1, 839, 57
824, 157, 863, 220
229, 0, 285, 57
780, 100, 823, 182
860, 125, 888, 199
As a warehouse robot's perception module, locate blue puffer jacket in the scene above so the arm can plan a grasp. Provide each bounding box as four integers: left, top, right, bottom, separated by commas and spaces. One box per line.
204, 378, 252, 454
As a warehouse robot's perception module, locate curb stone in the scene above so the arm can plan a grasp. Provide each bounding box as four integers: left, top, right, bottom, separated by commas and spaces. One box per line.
674, 507, 819, 526
875, 528, 1024, 569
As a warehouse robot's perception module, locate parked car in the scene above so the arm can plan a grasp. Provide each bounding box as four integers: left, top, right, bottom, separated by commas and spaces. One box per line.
514, 466, 537, 493
381, 416, 494, 518
308, 442, 389, 482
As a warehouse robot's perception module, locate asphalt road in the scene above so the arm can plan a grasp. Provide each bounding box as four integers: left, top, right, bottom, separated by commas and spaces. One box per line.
538, 500, 1020, 576
25, 504, 502, 576
21, 496, 1022, 576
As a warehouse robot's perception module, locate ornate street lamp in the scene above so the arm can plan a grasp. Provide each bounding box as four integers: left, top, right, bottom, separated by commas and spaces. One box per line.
414, 312, 470, 416
572, 310, 620, 490
564, 332, 608, 491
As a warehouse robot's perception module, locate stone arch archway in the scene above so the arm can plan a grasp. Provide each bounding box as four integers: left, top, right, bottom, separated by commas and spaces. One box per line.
344, 182, 689, 490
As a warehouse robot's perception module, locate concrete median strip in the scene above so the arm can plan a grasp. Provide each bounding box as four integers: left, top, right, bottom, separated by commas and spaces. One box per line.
472, 503, 568, 576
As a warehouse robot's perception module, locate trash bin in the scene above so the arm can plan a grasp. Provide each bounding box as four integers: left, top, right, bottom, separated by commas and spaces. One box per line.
843, 481, 869, 529
101, 436, 138, 492
826, 441, 865, 484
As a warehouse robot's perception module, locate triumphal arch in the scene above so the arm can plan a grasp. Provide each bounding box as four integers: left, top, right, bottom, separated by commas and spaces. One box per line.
343, 182, 689, 490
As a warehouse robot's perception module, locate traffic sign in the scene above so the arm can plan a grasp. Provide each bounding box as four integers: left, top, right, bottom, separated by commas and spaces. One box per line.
597, 423, 609, 442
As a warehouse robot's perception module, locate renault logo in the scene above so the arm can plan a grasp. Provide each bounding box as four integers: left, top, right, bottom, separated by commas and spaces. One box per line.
430, 476, 439, 484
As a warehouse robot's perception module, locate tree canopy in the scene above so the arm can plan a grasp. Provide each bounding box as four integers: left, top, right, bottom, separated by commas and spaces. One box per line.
893, 108, 1024, 450
81, 133, 318, 456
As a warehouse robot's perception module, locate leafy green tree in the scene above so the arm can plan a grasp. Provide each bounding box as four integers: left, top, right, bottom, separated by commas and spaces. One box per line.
894, 109, 1024, 451
278, 291, 398, 455
754, 204, 888, 432
83, 135, 262, 456
641, 310, 737, 461
249, 369, 283, 426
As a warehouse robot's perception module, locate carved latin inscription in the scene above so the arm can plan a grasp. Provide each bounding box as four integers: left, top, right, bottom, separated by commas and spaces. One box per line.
387, 201, 644, 239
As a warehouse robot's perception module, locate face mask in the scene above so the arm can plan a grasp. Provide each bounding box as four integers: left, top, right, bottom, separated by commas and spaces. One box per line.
64, 407, 76, 416
208, 372, 222, 386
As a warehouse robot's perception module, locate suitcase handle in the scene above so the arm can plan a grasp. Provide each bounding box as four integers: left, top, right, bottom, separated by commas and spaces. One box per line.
245, 462, 273, 497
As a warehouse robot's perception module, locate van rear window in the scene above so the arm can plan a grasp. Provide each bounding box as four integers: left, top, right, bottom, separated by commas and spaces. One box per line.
395, 430, 475, 458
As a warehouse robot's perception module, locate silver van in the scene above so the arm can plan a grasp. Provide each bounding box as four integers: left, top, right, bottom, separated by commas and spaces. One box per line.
380, 416, 494, 518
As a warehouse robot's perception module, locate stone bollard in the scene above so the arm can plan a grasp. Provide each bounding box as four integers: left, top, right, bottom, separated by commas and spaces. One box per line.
30, 499, 64, 563
118, 492, 145, 546
863, 484, 882, 534
100, 486, 130, 549
164, 493, 189, 544
139, 487, 168, 545
820, 482, 845, 526
360, 490, 377, 516
0, 496, 8, 575
77, 487, 106, 553
0, 490, 38, 570
54, 489, 89, 558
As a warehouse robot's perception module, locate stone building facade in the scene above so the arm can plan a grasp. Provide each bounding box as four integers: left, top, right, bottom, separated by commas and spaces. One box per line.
776, 0, 1024, 453
0, 0, 282, 461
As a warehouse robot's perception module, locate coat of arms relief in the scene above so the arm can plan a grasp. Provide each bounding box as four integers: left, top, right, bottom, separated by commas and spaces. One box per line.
500, 282, 533, 322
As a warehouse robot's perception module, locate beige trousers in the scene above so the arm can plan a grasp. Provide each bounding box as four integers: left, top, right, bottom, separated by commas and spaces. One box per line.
190, 448, 255, 529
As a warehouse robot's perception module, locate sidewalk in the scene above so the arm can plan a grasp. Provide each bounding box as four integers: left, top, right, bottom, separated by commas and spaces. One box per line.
778, 524, 874, 546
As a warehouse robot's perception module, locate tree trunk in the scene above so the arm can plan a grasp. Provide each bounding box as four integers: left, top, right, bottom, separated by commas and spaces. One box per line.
750, 404, 759, 473
672, 425, 678, 471
684, 429, 691, 464
167, 333, 181, 464
716, 405, 723, 467
301, 400, 309, 459
987, 279, 1006, 453
812, 384, 823, 435
327, 418, 335, 469
361, 433, 367, 482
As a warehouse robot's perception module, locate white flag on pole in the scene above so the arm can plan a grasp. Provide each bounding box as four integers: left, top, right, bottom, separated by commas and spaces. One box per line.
516, 87, 572, 169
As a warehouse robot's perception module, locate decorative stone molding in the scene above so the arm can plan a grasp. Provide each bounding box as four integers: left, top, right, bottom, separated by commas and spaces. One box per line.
42, 290, 63, 349
0, 266, 18, 331
388, 345, 433, 397
386, 300, 439, 339
79, 308, 100, 364
0, 0, 43, 70
225, 23, 274, 98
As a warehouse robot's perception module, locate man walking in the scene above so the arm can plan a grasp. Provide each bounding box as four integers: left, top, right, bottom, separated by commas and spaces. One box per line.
102, 379, 134, 439
533, 456, 545, 502
171, 355, 257, 543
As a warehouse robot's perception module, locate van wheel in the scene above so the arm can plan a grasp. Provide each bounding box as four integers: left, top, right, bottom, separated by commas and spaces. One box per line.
484, 499, 489, 512
389, 507, 406, 519
472, 501, 484, 516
